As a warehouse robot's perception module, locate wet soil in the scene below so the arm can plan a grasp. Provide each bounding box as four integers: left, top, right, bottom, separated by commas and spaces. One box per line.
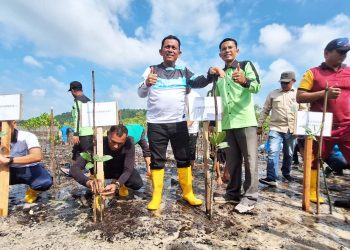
0, 143, 349, 250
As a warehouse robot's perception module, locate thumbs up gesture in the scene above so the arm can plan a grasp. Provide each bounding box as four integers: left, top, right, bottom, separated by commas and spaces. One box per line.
146, 66, 158, 87
231, 63, 246, 85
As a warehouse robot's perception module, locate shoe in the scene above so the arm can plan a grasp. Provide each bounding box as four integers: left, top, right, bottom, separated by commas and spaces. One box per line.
147, 169, 165, 210
235, 197, 256, 213
259, 177, 278, 187
283, 175, 294, 182
118, 185, 129, 197
24, 187, 38, 203
310, 169, 324, 203
59, 166, 71, 177
334, 199, 350, 208
214, 193, 240, 203
178, 167, 203, 206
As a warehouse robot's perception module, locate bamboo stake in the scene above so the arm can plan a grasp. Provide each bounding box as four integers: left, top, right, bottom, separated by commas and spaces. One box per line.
316, 82, 332, 214
302, 136, 313, 212
49, 107, 56, 187
92, 68, 98, 223
203, 122, 211, 216
0, 121, 11, 217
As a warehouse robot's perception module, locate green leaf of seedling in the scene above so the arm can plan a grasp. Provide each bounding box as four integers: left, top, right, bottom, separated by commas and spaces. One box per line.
85, 162, 94, 170
80, 152, 92, 161
93, 155, 113, 162
0, 131, 7, 137
209, 131, 226, 146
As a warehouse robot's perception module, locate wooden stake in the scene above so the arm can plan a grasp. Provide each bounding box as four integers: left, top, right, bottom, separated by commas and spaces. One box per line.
0, 121, 12, 217
96, 127, 105, 221
49, 107, 56, 187
302, 136, 313, 212
203, 121, 211, 216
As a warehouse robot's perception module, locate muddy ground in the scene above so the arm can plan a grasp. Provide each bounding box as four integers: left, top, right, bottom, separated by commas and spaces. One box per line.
0, 143, 349, 250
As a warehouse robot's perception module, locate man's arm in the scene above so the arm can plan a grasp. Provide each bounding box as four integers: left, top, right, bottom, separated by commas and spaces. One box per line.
138, 67, 154, 98
187, 67, 225, 88
296, 88, 341, 103
257, 94, 272, 134
0, 147, 42, 165
242, 61, 261, 94
116, 142, 135, 185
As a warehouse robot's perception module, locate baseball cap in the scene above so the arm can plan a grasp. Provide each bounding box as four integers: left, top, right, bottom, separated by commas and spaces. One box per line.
325, 38, 350, 52
279, 71, 295, 82
68, 81, 82, 91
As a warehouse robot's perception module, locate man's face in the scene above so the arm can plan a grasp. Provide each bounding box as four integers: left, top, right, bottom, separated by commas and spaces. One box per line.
108, 132, 127, 151
159, 39, 181, 65
325, 49, 347, 67
219, 41, 239, 63
280, 80, 294, 92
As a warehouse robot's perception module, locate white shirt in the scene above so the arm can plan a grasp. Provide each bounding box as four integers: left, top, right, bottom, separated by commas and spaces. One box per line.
10, 130, 41, 168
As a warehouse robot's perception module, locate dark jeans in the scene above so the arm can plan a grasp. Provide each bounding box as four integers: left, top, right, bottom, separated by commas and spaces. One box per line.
188, 133, 198, 161
10, 163, 53, 191
72, 135, 93, 160
147, 122, 190, 169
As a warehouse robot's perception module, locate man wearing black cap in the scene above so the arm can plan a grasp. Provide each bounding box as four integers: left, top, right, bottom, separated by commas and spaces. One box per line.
297, 37, 350, 203
258, 71, 307, 187
68, 81, 93, 161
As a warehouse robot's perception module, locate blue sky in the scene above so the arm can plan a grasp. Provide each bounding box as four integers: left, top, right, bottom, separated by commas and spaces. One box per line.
1, 0, 349, 119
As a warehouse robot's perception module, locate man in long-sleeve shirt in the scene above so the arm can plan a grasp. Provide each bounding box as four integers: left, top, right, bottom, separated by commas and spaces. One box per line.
138, 35, 225, 210
258, 71, 307, 187
70, 125, 143, 197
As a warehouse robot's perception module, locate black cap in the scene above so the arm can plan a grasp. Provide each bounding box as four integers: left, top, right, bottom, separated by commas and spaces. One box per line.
68, 81, 82, 92
325, 38, 350, 52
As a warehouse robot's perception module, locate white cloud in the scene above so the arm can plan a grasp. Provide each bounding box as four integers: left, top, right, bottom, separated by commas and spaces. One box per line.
23, 55, 43, 68
257, 14, 350, 67
261, 58, 297, 88
258, 24, 292, 55
31, 88, 45, 96
149, 0, 227, 43
109, 84, 147, 109
0, 1, 159, 70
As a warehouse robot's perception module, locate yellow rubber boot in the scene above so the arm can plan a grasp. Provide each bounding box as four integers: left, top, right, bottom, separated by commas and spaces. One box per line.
310, 169, 324, 203
24, 187, 38, 203
147, 169, 165, 210
178, 167, 203, 206
119, 185, 129, 197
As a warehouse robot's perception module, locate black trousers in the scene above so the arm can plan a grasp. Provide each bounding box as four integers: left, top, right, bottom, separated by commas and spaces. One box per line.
72, 135, 93, 160
105, 168, 143, 190
147, 121, 190, 169
188, 133, 198, 161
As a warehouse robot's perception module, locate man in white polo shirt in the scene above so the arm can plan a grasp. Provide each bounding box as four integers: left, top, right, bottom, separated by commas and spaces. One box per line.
0, 121, 52, 203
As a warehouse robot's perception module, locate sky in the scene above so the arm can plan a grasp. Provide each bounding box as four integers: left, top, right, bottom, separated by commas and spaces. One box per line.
1, 0, 350, 119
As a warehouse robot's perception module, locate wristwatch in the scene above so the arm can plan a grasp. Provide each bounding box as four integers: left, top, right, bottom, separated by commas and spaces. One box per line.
114, 181, 121, 190
8, 157, 14, 165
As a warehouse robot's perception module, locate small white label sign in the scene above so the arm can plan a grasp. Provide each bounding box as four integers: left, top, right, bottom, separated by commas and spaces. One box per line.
188, 97, 222, 121
0, 94, 22, 121
81, 101, 118, 127
295, 111, 333, 137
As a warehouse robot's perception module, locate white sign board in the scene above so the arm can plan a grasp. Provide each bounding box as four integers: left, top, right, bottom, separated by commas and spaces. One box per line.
0, 94, 22, 121
188, 97, 222, 121
81, 102, 118, 127
295, 111, 333, 137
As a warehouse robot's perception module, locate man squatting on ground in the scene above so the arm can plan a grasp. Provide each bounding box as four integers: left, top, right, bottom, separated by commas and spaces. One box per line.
216, 38, 260, 213
138, 35, 225, 210
70, 124, 143, 197
297, 37, 350, 203
0, 121, 52, 203
258, 71, 307, 187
